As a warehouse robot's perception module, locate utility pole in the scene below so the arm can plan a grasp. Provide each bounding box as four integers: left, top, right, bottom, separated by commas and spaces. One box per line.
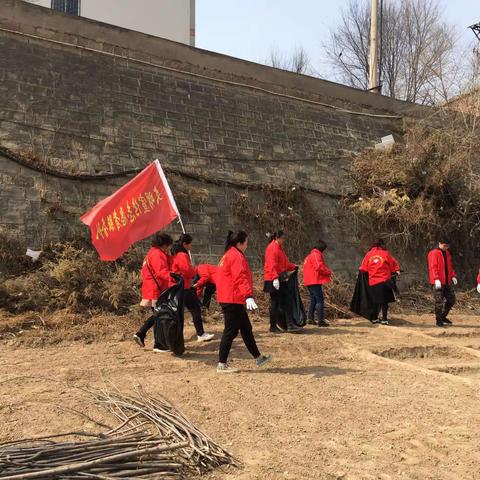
368, 0, 380, 93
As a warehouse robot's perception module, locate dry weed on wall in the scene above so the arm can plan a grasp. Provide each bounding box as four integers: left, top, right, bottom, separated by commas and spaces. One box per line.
231, 185, 323, 263
346, 115, 480, 278
0, 241, 143, 314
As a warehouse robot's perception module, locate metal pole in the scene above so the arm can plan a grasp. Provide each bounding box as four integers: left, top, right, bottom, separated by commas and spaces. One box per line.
378, 0, 384, 94
368, 0, 379, 93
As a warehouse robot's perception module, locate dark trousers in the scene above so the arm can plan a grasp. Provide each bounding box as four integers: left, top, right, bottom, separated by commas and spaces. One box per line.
219, 304, 261, 364
201, 283, 216, 309
373, 303, 389, 321
184, 288, 205, 336
307, 285, 324, 322
269, 283, 293, 329
137, 308, 155, 339
433, 285, 456, 322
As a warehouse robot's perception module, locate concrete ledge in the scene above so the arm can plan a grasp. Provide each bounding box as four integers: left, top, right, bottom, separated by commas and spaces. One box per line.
0, 0, 430, 117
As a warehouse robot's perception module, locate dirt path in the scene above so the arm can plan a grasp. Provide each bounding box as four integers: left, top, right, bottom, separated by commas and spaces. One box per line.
2, 314, 480, 479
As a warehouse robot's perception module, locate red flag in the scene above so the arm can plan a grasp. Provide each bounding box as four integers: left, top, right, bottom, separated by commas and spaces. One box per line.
81, 160, 179, 261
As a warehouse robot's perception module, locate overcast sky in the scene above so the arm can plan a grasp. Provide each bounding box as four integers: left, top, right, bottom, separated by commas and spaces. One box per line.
196, 0, 480, 81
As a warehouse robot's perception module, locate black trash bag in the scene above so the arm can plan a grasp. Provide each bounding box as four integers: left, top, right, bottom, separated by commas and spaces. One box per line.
389, 273, 400, 296
284, 270, 307, 327
350, 271, 377, 321
153, 273, 185, 356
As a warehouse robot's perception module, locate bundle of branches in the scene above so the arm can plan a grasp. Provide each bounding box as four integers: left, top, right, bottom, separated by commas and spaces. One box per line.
346, 116, 480, 277
0, 388, 238, 479
322, 276, 354, 320
231, 185, 323, 263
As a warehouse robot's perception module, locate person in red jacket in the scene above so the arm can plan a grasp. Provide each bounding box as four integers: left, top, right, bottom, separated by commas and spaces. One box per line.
171, 234, 214, 342
216, 230, 272, 373
134, 233, 174, 350
427, 238, 457, 327
194, 264, 218, 309
303, 240, 332, 327
359, 238, 400, 325
263, 230, 301, 333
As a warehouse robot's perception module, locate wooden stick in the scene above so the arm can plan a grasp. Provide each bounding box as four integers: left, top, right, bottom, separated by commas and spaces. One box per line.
0, 442, 188, 480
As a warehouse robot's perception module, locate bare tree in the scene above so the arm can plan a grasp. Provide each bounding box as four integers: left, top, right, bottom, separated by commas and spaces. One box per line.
325, 0, 461, 104
265, 45, 313, 75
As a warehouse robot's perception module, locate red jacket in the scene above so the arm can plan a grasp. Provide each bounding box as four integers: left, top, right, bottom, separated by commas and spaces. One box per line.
216, 247, 253, 304
171, 251, 197, 289
195, 264, 218, 297
477, 268, 480, 284
141, 247, 173, 300
303, 249, 332, 286
427, 248, 456, 285
359, 247, 400, 286
264, 241, 296, 281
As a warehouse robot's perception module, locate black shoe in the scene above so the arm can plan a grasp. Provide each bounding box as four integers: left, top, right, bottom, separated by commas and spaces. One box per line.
307, 319, 317, 325
133, 333, 145, 348
443, 318, 453, 325
371, 319, 380, 325
287, 325, 303, 333
436, 321, 446, 328
269, 326, 283, 334
318, 320, 330, 327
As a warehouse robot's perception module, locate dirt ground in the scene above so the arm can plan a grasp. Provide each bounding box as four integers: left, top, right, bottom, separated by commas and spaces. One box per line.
2, 312, 480, 480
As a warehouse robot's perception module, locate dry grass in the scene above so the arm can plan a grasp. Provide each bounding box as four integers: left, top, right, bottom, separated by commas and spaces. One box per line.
346, 114, 480, 277
0, 240, 143, 315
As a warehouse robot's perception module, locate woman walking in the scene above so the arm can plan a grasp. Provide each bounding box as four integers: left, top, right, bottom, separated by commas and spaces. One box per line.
359, 238, 400, 325
216, 230, 272, 373
134, 233, 174, 350
263, 230, 301, 333
171, 234, 214, 342
303, 240, 332, 327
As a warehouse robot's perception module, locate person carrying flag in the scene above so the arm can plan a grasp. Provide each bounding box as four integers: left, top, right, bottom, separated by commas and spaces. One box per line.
171, 234, 214, 342
216, 230, 272, 373
134, 233, 174, 350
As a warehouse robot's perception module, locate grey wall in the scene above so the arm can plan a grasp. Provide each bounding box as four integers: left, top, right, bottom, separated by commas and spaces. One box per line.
0, 0, 428, 271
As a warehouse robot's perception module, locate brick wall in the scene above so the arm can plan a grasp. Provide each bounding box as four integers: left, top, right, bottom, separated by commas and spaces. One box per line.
0, 0, 428, 272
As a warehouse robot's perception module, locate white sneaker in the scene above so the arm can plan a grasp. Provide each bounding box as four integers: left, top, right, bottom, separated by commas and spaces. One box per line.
197, 333, 214, 342
153, 347, 169, 353
216, 363, 239, 373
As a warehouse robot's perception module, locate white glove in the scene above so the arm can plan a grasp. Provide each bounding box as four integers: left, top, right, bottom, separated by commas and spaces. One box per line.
452, 277, 458, 285
434, 279, 442, 290
395, 271, 401, 276
477, 284, 480, 294
246, 298, 258, 311
272, 278, 280, 290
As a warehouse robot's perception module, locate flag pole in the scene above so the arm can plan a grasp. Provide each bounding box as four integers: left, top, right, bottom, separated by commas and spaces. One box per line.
178, 216, 186, 234
154, 160, 190, 259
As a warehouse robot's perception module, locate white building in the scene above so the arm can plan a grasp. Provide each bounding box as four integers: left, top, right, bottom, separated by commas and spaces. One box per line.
24, 0, 195, 46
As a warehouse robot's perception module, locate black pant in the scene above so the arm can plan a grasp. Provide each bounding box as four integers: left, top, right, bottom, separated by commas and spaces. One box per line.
184, 288, 205, 336
433, 285, 456, 322
219, 304, 261, 364
373, 303, 388, 321
137, 308, 155, 339
201, 283, 216, 309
